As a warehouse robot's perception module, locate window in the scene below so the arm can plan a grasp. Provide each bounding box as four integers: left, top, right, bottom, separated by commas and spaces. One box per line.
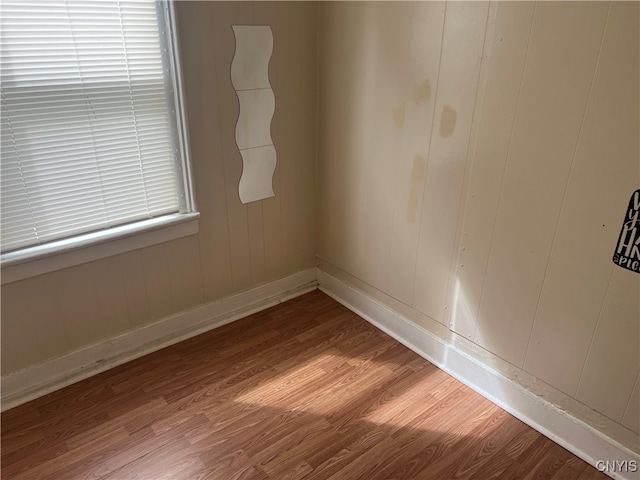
0, 0, 196, 275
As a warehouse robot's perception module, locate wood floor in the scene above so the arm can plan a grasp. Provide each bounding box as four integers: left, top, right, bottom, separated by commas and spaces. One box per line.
1, 290, 608, 480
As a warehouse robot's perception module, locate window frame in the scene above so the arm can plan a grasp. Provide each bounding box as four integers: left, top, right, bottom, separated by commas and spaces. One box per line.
0, 0, 198, 285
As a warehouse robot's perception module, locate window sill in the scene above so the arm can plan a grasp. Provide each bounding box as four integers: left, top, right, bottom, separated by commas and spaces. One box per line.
1, 212, 200, 285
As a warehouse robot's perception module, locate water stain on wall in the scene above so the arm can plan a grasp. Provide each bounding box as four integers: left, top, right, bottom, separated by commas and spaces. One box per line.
393, 103, 406, 130
407, 155, 427, 223
413, 79, 432, 104
439, 105, 457, 137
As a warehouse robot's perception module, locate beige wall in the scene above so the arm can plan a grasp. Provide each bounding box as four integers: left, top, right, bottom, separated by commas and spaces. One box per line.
317, 0, 639, 442
1, 2, 318, 375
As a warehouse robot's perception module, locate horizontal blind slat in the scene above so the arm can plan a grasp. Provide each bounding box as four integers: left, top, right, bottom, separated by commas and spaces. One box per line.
1, 0, 181, 253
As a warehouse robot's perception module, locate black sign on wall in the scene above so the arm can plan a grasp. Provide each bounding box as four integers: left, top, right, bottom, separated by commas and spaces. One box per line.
613, 189, 640, 274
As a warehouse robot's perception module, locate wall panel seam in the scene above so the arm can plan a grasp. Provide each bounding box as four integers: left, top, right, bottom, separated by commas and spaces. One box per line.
521, 1, 612, 369
208, 9, 234, 291
442, 1, 492, 326
574, 265, 614, 399
410, 0, 448, 307
472, 0, 538, 344
621, 370, 640, 425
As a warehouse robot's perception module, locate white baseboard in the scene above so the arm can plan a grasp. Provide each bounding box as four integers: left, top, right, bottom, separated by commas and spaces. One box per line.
317, 268, 639, 480
1, 268, 317, 412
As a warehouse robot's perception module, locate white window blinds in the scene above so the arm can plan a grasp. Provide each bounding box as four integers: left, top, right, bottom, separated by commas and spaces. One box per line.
1, 0, 181, 253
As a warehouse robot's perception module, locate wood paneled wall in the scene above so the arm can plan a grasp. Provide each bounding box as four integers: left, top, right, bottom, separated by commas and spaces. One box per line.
1, 2, 317, 375
317, 0, 639, 438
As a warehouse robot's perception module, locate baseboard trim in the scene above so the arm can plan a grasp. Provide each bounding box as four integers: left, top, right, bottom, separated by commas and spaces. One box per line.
1, 268, 318, 412
317, 268, 639, 480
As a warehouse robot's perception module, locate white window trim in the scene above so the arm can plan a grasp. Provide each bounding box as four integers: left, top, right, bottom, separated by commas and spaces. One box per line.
0, 1, 198, 285
159, 0, 197, 215
1, 213, 199, 284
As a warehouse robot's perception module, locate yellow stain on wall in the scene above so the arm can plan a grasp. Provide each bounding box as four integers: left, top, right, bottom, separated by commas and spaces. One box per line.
413, 79, 432, 104
392, 103, 406, 130
440, 105, 457, 137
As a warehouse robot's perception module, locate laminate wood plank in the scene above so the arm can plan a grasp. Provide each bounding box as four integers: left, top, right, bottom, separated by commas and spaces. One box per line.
550, 456, 592, 480
157, 328, 339, 407
233, 363, 331, 408
391, 385, 494, 447
108, 437, 195, 480
325, 435, 401, 480
150, 368, 280, 436
197, 450, 268, 480
35, 380, 116, 417
63, 422, 195, 480
167, 353, 319, 426
361, 367, 451, 428
59, 427, 180, 480
500, 435, 558, 480
302, 429, 394, 480
521, 442, 570, 480
2, 408, 111, 465
382, 408, 507, 480
1, 291, 607, 480
467, 452, 517, 480
256, 419, 337, 477
111, 359, 191, 397
292, 362, 410, 425
300, 363, 398, 420
1, 437, 70, 478
195, 408, 309, 463
67, 397, 168, 448
137, 451, 206, 480
375, 387, 502, 479
9, 427, 129, 480
327, 366, 441, 434
421, 410, 531, 480
0, 428, 45, 459
504, 425, 543, 460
